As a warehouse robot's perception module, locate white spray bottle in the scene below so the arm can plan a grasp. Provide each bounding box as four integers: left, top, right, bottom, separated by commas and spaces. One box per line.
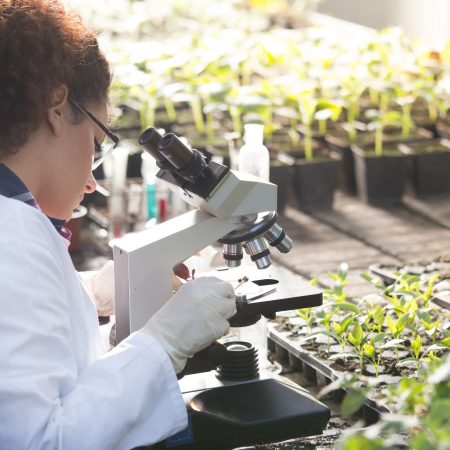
238, 123, 270, 182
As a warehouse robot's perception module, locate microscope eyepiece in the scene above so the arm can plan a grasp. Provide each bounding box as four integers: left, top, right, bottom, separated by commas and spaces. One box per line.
158, 132, 209, 183
138, 127, 167, 166
158, 133, 194, 170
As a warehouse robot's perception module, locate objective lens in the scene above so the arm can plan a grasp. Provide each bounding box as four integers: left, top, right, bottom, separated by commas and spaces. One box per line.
264, 223, 293, 254
158, 133, 194, 170
223, 243, 243, 268
244, 237, 272, 270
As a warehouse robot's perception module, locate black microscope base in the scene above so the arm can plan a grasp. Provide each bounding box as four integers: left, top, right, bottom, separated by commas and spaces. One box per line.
151, 375, 330, 450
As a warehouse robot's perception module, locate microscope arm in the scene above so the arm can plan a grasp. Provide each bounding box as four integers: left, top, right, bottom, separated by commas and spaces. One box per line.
113, 209, 242, 343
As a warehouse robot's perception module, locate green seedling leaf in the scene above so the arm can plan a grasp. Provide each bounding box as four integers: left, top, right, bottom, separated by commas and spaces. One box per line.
333, 322, 342, 335
341, 314, 358, 333
397, 357, 420, 368
386, 314, 397, 335
381, 338, 405, 349
333, 284, 343, 297
411, 334, 422, 358
341, 389, 366, 419
360, 271, 384, 288
328, 271, 342, 282
328, 302, 361, 314
425, 344, 448, 353
384, 295, 402, 310
384, 110, 402, 125
441, 337, 450, 347
373, 306, 385, 329
300, 330, 337, 343
417, 309, 431, 322
422, 273, 440, 303
422, 352, 442, 364
372, 332, 386, 344
310, 278, 319, 286
429, 359, 450, 383
363, 344, 375, 358
316, 101, 342, 121
324, 312, 334, 325
336, 434, 388, 449
420, 319, 434, 331
348, 323, 363, 347
397, 313, 411, 332
425, 327, 439, 337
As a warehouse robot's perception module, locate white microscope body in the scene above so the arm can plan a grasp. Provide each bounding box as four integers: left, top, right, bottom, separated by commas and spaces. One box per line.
113, 129, 330, 449
113, 130, 278, 343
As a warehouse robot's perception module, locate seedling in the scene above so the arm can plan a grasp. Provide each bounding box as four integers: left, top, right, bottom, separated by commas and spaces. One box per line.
363, 332, 386, 377
365, 105, 402, 157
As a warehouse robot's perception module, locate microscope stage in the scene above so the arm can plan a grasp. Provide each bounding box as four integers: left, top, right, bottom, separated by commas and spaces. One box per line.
198, 263, 322, 326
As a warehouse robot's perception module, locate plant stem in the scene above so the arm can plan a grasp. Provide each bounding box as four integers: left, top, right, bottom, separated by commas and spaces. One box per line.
230, 105, 242, 135
402, 103, 412, 138
140, 99, 156, 131
264, 107, 274, 138
375, 126, 383, 157
348, 102, 358, 142
191, 97, 205, 134
304, 124, 313, 161
369, 88, 379, 105
164, 97, 177, 123
428, 102, 438, 123
289, 119, 300, 145
319, 119, 327, 135
206, 112, 214, 141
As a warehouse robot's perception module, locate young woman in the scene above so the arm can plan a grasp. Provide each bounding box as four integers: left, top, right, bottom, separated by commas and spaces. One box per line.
0, 1, 236, 448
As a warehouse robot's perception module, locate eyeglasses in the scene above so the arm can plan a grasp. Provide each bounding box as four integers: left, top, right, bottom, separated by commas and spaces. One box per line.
69, 95, 120, 170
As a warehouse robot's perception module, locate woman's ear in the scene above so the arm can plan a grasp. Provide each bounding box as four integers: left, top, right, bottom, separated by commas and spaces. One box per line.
46, 84, 69, 137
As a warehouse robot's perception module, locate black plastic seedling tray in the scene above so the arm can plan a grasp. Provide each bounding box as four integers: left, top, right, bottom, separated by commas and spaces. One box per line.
267, 323, 390, 425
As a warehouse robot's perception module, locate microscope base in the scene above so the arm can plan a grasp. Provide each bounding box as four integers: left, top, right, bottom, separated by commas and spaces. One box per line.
152, 371, 330, 450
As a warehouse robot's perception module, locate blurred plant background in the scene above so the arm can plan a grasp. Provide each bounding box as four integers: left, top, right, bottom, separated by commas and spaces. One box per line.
62, 0, 450, 158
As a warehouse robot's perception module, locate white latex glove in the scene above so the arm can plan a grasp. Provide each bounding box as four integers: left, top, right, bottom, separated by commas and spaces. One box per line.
142, 277, 236, 373
79, 260, 115, 316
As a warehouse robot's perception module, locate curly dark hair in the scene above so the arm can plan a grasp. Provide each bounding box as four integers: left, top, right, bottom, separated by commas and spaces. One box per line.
0, 0, 111, 156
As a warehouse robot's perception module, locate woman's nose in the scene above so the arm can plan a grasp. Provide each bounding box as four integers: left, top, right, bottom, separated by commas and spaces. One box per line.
85, 173, 97, 194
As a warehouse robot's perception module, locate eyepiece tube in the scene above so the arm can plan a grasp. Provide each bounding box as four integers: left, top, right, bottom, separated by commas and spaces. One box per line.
158, 133, 194, 170
138, 127, 166, 164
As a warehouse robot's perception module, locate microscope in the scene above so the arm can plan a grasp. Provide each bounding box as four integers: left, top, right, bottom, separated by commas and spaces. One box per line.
113, 128, 330, 449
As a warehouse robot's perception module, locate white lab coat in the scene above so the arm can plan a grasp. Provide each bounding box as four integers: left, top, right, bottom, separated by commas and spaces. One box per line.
0, 195, 187, 450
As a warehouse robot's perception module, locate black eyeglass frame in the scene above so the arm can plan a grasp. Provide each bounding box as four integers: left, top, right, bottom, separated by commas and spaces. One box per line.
68, 94, 120, 170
